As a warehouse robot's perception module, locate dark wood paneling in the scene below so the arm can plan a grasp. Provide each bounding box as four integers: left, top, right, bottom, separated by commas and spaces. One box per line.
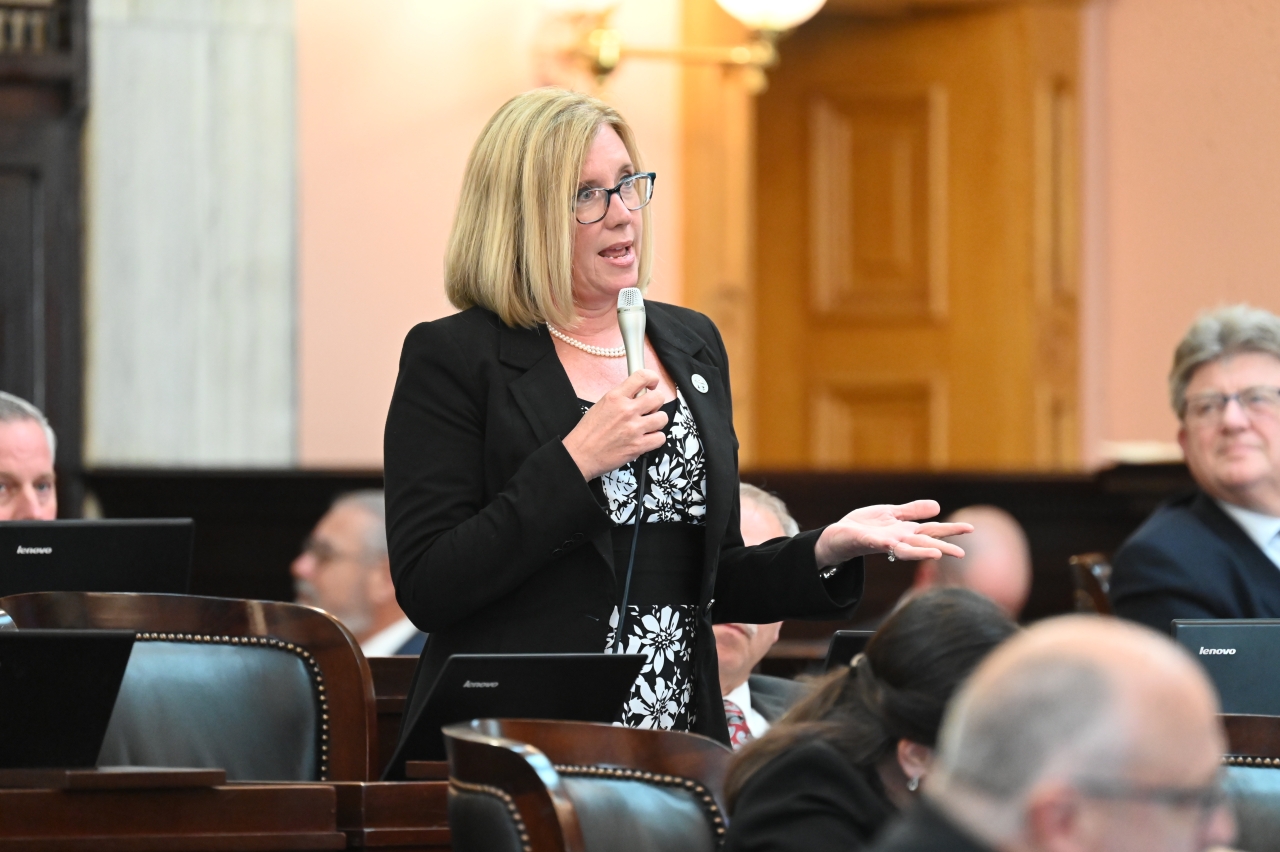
0, 0, 88, 516
746, 463, 1195, 678
369, 656, 418, 779
0, 782, 347, 850
84, 464, 1194, 635
332, 780, 451, 850
84, 469, 383, 602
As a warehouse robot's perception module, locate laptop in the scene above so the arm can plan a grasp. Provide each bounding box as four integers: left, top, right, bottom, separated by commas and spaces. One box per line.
384, 652, 646, 778
825, 630, 875, 671
1172, 619, 1280, 716
0, 629, 136, 768
0, 520, 194, 597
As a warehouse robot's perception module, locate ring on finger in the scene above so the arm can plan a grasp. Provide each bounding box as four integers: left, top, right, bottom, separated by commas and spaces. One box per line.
887, 545, 897, 562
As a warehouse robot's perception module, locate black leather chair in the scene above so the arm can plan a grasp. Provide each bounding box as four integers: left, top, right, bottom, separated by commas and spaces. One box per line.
0, 591, 377, 781
444, 718, 733, 852
1219, 714, 1280, 852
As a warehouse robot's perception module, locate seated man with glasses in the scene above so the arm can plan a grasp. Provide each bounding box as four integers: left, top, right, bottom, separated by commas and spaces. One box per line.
293, 490, 427, 657
870, 616, 1233, 852
1110, 304, 1280, 632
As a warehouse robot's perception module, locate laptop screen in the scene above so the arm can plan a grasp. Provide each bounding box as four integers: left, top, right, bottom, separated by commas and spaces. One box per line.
0, 519, 194, 597
1172, 619, 1280, 716
0, 629, 136, 768
384, 652, 645, 778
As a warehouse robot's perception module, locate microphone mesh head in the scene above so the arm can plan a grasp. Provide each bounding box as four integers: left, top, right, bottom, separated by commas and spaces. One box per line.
617, 287, 644, 309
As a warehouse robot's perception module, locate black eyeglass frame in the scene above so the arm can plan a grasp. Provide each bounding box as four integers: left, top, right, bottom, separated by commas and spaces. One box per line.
1182, 385, 1280, 423
1075, 775, 1229, 819
574, 172, 657, 225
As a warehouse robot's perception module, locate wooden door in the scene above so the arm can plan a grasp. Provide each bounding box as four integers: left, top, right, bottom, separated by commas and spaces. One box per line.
753, 1, 1081, 471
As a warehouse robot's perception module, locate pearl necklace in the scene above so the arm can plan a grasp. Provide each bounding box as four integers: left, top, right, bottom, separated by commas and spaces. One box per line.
548, 325, 626, 358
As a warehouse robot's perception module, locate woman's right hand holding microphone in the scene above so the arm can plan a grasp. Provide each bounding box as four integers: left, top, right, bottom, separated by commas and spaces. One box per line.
562, 369, 669, 481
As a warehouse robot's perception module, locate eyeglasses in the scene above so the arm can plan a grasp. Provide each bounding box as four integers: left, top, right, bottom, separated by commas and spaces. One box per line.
1076, 775, 1228, 821
1183, 386, 1280, 423
299, 537, 365, 568
574, 172, 656, 225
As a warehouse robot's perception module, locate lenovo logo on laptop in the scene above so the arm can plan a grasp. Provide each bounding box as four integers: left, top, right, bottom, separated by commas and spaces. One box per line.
1199, 647, 1236, 655
15, 546, 52, 555
462, 680, 499, 688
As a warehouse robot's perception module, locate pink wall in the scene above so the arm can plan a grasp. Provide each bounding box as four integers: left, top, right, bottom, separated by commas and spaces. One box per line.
298, 0, 1280, 469
295, 0, 682, 467
1085, 0, 1280, 463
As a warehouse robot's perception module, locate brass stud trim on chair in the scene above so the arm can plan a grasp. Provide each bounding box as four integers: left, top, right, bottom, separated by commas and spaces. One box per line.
449, 778, 534, 852
553, 763, 728, 846
1222, 755, 1280, 767
132, 631, 332, 780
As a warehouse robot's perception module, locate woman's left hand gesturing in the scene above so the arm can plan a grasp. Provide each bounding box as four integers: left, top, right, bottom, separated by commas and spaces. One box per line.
813, 500, 973, 570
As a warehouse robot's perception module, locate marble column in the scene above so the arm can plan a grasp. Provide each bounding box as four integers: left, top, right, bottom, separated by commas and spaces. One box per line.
85, 0, 296, 466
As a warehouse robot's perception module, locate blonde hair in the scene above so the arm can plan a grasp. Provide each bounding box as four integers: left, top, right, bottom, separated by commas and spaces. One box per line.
445, 88, 653, 330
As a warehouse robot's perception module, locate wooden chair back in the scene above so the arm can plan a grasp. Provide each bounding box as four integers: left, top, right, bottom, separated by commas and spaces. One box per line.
444, 718, 734, 852
1223, 714, 1280, 767
0, 591, 377, 781
1069, 553, 1113, 615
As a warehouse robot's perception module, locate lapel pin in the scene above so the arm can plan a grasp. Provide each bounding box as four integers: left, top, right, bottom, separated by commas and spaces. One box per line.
691, 374, 709, 394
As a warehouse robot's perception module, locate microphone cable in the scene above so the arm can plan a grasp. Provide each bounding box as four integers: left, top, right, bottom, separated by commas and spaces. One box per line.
613, 452, 647, 655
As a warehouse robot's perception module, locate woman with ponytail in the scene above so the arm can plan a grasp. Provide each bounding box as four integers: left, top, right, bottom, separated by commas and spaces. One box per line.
723, 587, 1017, 852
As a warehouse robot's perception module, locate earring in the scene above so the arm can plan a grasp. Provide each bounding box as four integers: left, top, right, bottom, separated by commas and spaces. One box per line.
907, 776, 920, 793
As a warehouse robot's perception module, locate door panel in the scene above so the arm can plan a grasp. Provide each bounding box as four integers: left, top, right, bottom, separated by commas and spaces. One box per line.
754, 2, 1081, 471
0, 169, 38, 405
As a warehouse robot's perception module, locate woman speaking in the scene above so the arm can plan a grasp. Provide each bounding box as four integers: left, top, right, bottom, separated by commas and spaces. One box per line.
383, 88, 969, 759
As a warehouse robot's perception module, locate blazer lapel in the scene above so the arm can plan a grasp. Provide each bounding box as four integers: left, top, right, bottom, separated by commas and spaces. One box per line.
499, 324, 581, 445
499, 323, 616, 572
647, 308, 736, 599
1191, 492, 1280, 609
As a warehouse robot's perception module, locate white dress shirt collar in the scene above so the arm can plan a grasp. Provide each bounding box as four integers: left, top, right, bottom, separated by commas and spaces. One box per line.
360, 616, 421, 657
1216, 499, 1280, 570
725, 680, 772, 739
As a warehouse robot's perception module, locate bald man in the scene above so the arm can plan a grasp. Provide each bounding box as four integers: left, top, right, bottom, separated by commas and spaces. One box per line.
871, 616, 1234, 852
912, 505, 1031, 618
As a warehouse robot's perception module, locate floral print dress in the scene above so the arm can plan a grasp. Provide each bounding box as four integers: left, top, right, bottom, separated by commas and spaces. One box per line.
579, 390, 708, 731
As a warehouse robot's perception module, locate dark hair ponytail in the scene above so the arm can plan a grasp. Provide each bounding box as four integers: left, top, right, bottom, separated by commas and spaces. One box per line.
724, 587, 1017, 810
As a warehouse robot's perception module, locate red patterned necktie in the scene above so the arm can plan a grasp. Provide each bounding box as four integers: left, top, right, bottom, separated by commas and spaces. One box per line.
724, 698, 753, 749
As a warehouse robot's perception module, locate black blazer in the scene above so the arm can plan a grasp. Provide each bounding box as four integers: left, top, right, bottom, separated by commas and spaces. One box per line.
868, 799, 991, 852
382, 303, 863, 771
1110, 490, 1280, 633
725, 738, 893, 852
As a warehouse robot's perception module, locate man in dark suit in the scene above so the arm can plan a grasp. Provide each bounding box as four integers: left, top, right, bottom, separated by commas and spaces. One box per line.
871, 617, 1234, 852
293, 490, 427, 657
716, 484, 810, 746
1110, 305, 1280, 632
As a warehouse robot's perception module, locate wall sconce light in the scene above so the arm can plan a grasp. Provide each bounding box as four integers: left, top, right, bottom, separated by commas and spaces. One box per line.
563, 0, 826, 94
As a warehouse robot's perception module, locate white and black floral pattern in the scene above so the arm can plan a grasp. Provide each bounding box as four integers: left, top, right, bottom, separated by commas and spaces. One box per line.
587, 390, 707, 527
584, 389, 708, 732
605, 603, 697, 730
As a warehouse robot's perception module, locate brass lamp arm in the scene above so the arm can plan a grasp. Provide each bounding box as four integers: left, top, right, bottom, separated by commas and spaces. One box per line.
578, 27, 780, 90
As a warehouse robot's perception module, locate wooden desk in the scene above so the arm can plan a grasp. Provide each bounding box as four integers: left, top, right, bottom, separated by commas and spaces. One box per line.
369, 656, 419, 778
333, 781, 450, 852
0, 769, 345, 851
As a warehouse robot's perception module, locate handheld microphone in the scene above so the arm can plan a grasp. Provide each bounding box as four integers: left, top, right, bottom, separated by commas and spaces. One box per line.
614, 285, 648, 653
617, 287, 646, 378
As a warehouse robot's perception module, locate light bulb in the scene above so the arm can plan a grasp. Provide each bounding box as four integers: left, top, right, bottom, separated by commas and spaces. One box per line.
713, 0, 826, 32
